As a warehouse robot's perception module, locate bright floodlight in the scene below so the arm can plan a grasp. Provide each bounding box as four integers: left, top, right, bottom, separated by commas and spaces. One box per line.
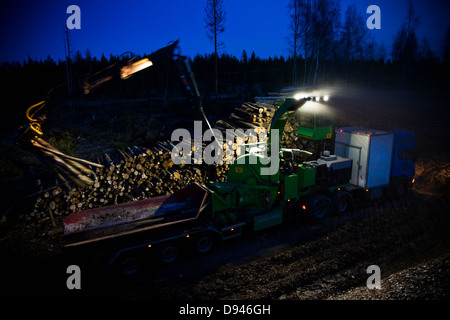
298, 101, 330, 113
323, 95, 329, 102
120, 58, 153, 79
294, 93, 305, 100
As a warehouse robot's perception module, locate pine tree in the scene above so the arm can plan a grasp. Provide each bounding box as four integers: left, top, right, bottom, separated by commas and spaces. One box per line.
204, 0, 226, 99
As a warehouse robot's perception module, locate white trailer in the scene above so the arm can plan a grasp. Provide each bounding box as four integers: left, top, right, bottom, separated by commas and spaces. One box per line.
334, 127, 395, 199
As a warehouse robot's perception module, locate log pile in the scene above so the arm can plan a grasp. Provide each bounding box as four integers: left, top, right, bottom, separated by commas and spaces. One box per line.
29, 94, 306, 224
30, 137, 103, 188
30, 147, 230, 223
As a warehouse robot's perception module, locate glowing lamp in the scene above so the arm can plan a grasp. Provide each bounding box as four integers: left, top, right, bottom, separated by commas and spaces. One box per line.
294, 93, 304, 100
120, 58, 153, 79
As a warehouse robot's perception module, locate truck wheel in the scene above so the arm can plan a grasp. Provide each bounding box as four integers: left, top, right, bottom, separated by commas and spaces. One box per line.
118, 256, 141, 276
393, 181, 408, 198
309, 195, 332, 220
333, 190, 353, 214
390, 177, 410, 198
160, 245, 178, 263
196, 234, 214, 254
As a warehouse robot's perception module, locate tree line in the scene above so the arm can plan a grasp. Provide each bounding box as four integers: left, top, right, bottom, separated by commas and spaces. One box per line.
285, 0, 448, 87
1, 0, 449, 113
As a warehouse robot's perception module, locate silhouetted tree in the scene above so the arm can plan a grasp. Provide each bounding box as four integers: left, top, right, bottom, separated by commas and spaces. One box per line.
300, 0, 314, 86
443, 25, 450, 81
391, 0, 420, 84
204, 0, 226, 99
241, 50, 249, 90
418, 37, 435, 63
377, 42, 387, 63
340, 4, 367, 82
311, 0, 340, 85
443, 25, 450, 61
288, 0, 315, 86
287, 0, 302, 85
85, 49, 92, 62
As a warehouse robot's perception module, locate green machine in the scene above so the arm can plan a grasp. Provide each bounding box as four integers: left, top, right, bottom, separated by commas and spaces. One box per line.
207, 97, 353, 236
63, 96, 355, 273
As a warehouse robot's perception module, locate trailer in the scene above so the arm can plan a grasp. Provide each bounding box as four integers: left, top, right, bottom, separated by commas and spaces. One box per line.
64, 183, 224, 273
335, 126, 416, 199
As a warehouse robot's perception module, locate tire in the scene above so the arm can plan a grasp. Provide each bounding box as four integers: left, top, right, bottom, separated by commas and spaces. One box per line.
390, 177, 410, 198
118, 256, 141, 276
308, 194, 332, 220
160, 245, 178, 264
393, 181, 408, 198
333, 190, 353, 214
195, 234, 214, 254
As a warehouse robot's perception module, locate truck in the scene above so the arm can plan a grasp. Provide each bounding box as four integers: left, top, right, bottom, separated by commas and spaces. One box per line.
334, 126, 416, 200
62, 96, 416, 275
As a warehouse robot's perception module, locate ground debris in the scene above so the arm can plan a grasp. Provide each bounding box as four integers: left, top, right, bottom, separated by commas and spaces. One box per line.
329, 254, 450, 300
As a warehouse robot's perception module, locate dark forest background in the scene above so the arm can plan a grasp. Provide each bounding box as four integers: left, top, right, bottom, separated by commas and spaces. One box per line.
1, 40, 448, 121
1, 0, 449, 130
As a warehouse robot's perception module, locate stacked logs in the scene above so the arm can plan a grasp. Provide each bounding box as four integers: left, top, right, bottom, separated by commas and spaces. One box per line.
31, 163, 180, 224
30, 137, 103, 188
30, 148, 230, 223
223, 100, 302, 150
29, 96, 305, 224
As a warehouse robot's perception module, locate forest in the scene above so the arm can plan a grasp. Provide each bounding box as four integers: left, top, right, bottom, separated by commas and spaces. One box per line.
1, 1, 449, 130
1, 33, 448, 103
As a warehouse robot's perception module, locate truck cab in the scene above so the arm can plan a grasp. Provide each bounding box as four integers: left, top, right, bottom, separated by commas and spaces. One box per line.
390, 129, 416, 195
391, 129, 416, 180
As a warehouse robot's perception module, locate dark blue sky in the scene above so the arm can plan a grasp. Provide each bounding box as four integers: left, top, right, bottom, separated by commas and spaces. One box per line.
0, 0, 449, 64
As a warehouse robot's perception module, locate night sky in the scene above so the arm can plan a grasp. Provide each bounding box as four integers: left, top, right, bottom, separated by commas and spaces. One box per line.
0, 0, 449, 64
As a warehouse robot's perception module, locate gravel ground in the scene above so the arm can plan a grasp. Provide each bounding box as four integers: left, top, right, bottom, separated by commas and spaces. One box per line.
330, 253, 450, 300
147, 193, 450, 301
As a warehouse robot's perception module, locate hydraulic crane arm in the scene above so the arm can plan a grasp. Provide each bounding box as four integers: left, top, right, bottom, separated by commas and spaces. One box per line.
22, 40, 203, 138
267, 97, 311, 152
18, 40, 205, 188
